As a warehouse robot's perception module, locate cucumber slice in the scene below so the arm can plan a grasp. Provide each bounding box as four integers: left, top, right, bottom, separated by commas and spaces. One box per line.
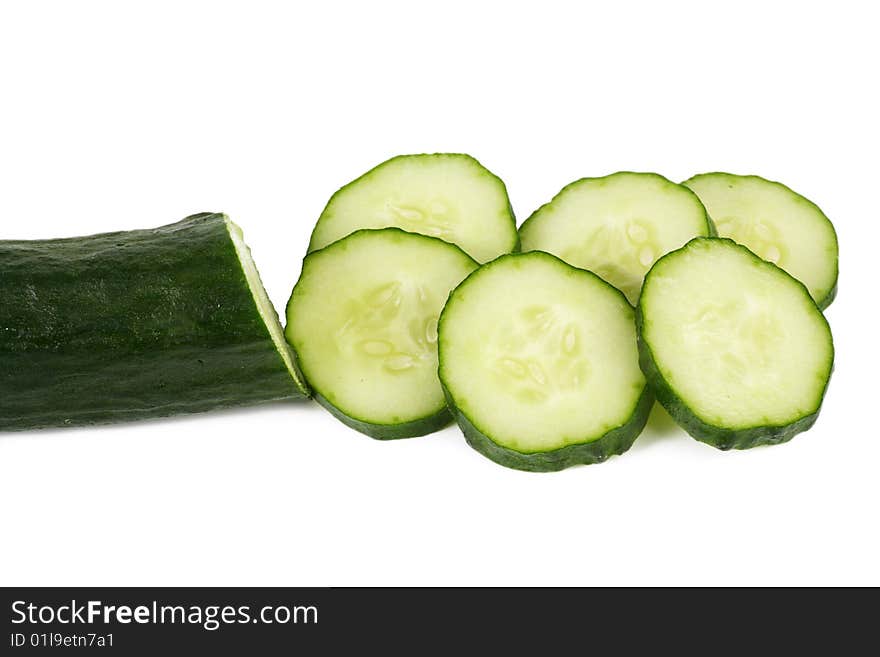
286, 228, 478, 439
682, 173, 838, 309
519, 172, 713, 304
637, 237, 833, 450
308, 153, 518, 263
439, 252, 652, 472
0, 213, 308, 431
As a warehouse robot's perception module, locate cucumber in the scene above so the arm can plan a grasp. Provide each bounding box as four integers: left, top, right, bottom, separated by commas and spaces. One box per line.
637, 237, 833, 450
307, 153, 518, 263
518, 172, 714, 304
682, 173, 838, 309
286, 228, 478, 439
0, 213, 308, 431
439, 252, 652, 472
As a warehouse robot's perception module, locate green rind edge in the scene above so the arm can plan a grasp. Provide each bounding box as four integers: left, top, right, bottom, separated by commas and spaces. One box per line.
438, 250, 653, 472
222, 215, 311, 398
444, 382, 653, 472
681, 172, 839, 310
518, 171, 715, 244
636, 236, 834, 450
307, 153, 520, 259
313, 390, 451, 440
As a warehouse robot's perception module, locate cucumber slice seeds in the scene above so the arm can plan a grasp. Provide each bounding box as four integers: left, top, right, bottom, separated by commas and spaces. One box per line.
439, 252, 652, 471
308, 153, 518, 264
519, 172, 713, 304
682, 173, 838, 309
286, 228, 478, 439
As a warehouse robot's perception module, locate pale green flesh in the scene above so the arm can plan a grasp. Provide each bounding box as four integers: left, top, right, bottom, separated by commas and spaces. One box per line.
226, 218, 309, 395
642, 239, 832, 429
440, 254, 645, 452
309, 154, 517, 264
287, 229, 477, 425
520, 172, 710, 304
682, 173, 837, 306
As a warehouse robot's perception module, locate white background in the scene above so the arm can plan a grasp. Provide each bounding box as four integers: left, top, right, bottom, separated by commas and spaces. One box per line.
1, 1, 877, 586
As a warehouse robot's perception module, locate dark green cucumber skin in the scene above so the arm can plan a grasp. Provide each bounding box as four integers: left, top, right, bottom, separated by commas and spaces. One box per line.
635, 237, 834, 450
444, 384, 653, 472
817, 283, 837, 311
314, 392, 451, 440
0, 213, 305, 431
308, 153, 520, 257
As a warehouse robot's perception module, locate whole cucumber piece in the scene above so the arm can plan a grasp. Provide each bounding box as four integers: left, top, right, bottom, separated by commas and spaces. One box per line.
0, 212, 308, 430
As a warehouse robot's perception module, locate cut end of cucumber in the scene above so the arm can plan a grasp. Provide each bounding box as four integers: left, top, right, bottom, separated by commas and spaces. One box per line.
519, 172, 712, 305
226, 218, 310, 397
308, 153, 518, 264
439, 252, 650, 470
639, 237, 833, 448
682, 173, 838, 309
